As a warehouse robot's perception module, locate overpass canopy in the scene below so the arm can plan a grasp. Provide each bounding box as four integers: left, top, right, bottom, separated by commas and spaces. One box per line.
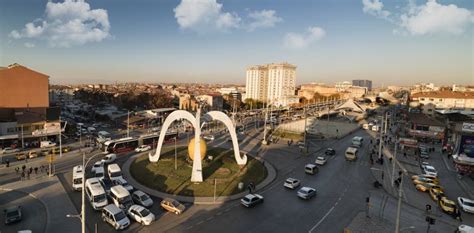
334, 99, 365, 113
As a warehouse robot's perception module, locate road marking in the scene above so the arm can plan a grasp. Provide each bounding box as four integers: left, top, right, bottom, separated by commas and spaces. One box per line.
196, 220, 204, 225
308, 206, 335, 233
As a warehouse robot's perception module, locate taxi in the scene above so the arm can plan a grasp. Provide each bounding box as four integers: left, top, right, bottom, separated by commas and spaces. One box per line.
411, 174, 438, 182
429, 187, 445, 201
415, 183, 443, 192
412, 177, 438, 186
439, 196, 457, 215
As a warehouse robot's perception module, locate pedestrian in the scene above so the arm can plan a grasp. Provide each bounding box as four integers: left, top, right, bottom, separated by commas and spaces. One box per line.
457, 208, 463, 222
29, 167, 33, 174
40, 165, 44, 173
15, 167, 19, 174
27, 171, 30, 180
403, 152, 407, 158
21, 171, 25, 181
6, 159, 9, 167
34, 167, 38, 174
22, 165, 26, 172
381, 171, 384, 180
389, 157, 392, 163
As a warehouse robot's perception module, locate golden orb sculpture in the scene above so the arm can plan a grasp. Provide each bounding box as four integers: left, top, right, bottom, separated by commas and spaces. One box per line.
188, 137, 207, 161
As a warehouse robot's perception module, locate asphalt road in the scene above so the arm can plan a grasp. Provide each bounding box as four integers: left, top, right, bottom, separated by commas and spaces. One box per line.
0, 190, 47, 233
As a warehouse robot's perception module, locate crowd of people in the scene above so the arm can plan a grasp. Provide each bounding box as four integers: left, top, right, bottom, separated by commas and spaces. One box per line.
14, 164, 50, 181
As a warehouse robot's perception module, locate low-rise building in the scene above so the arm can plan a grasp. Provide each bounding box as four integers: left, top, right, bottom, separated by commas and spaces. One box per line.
411, 91, 474, 114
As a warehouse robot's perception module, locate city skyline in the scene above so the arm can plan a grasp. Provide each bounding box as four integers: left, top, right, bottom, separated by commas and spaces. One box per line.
1, 0, 473, 85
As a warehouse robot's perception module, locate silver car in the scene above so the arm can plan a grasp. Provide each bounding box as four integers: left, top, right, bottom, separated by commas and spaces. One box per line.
132, 190, 153, 208
297, 187, 316, 200
283, 178, 301, 189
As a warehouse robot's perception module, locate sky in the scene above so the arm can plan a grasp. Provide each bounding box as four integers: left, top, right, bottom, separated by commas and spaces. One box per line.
0, 0, 473, 86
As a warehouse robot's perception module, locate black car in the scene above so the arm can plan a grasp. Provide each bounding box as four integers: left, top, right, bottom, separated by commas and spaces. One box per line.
325, 148, 336, 156
4, 206, 22, 225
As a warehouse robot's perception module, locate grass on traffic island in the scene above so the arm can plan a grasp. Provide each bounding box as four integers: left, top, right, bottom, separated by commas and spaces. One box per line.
130, 146, 267, 197
272, 129, 303, 141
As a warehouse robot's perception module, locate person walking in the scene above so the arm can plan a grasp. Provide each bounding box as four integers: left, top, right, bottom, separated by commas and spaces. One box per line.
22, 165, 26, 172
27, 171, 30, 180
15, 167, 19, 174
21, 171, 25, 181
6, 159, 9, 167
29, 167, 33, 174
34, 167, 38, 174
381, 171, 384, 180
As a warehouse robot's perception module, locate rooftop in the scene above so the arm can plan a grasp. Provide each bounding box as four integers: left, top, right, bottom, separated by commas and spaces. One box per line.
412, 91, 474, 99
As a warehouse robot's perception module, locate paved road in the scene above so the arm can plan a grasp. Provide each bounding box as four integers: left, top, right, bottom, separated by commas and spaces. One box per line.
0, 190, 46, 233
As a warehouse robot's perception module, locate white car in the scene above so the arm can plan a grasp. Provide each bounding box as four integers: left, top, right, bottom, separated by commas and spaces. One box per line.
113, 177, 134, 192
101, 153, 117, 164
135, 145, 151, 153
1, 147, 19, 154
283, 178, 301, 189
132, 190, 153, 208
127, 205, 155, 226
91, 161, 104, 174
297, 187, 317, 200
458, 197, 474, 214
422, 165, 438, 177
315, 156, 327, 165
203, 135, 215, 141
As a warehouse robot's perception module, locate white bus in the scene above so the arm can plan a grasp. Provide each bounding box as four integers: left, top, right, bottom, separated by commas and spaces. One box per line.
97, 131, 112, 144
108, 164, 122, 181
85, 178, 108, 210
110, 185, 133, 210
345, 147, 358, 161
72, 165, 84, 191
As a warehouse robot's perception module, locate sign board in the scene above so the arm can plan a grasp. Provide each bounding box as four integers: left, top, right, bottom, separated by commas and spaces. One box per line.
462, 123, 474, 133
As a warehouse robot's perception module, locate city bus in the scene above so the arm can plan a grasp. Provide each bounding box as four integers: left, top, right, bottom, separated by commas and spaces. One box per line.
103, 132, 178, 154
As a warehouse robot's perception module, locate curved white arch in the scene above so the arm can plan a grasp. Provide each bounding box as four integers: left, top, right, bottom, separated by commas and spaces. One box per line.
205, 111, 247, 165
149, 110, 198, 162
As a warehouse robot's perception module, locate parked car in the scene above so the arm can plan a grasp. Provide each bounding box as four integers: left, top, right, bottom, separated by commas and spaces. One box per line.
422, 165, 438, 177
160, 198, 185, 214
135, 145, 151, 153
127, 205, 155, 226
297, 187, 317, 200
415, 183, 443, 192
419, 161, 430, 169
101, 153, 117, 164
419, 152, 430, 159
4, 206, 22, 225
203, 135, 215, 141
91, 161, 104, 174
439, 196, 457, 215
304, 164, 319, 175
315, 156, 327, 165
132, 190, 153, 208
413, 177, 438, 186
429, 187, 445, 201
101, 204, 130, 230
28, 151, 38, 159
99, 178, 113, 196
456, 225, 474, 233
112, 177, 134, 192
457, 197, 474, 214
1, 147, 19, 154
241, 194, 264, 208
411, 174, 438, 182
325, 148, 336, 156
283, 178, 301, 189
15, 152, 27, 161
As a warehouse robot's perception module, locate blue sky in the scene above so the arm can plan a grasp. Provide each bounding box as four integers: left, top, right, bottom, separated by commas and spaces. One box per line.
0, 0, 472, 86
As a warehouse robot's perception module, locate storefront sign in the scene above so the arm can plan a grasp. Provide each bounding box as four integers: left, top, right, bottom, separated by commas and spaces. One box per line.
462, 123, 474, 133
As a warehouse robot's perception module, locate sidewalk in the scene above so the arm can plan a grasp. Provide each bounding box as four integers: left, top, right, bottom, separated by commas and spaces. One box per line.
123, 151, 277, 204
0, 175, 81, 233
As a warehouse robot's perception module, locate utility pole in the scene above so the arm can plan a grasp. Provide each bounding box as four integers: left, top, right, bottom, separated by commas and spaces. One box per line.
21, 124, 24, 149
59, 116, 62, 157
127, 110, 130, 138
378, 114, 384, 159
81, 153, 86, 233
174, 137, 177, 170
391, 140, 397, 187
303, 100, 307, 147
395, 175, 403, 233
263, 102, 268, 144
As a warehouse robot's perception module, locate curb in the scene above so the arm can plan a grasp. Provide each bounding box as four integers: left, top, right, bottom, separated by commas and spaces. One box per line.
123, 151, 277, 205
0, 187, 49, 233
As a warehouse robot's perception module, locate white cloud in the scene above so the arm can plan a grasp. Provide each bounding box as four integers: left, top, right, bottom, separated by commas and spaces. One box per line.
284, 27, 326, 49
362, 0, 391, 19
247, 10, 282, 31
400, 0, 473, 35
24, 42, 35, 48
9, 0, 110, 47
174, 0, 240, 32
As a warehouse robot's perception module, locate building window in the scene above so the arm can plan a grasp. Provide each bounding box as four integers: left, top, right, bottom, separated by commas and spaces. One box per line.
420, 98, 425, 101
429, 98, 434, 101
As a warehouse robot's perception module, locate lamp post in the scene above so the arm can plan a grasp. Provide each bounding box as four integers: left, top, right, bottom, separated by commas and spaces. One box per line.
59, 116, 62, 157
127, 110, 130, 138
67, 152, 101, 233
174, 137, 177, 170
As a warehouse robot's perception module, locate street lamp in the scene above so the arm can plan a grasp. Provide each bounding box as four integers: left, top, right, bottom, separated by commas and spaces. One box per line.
67, 152, 101, 233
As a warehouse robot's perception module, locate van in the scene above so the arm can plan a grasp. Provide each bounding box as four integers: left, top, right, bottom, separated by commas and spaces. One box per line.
108, 164, 122, 181
72, 165, 84, 191
101, 204, 130, 230
94, 166, 105, 180
40, 141, 56, 148
351, 136, 363, 148
345, 147, 358, 161
110, 185, 133, 210
101, 153, 116, 164
304, 164, 319, 175
85, 178, 108, 210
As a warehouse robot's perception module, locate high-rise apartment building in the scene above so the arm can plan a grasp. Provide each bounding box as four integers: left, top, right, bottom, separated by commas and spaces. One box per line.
352, 80, 372, 91
245, 62, 297, 106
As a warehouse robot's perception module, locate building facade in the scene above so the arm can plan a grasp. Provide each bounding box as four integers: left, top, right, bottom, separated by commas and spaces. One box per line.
411, 91, 474, 111
352, 80, 372, 91
245, 62, 297, 106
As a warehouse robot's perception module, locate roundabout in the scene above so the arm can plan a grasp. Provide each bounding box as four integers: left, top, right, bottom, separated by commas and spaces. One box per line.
129, 145, 268, 197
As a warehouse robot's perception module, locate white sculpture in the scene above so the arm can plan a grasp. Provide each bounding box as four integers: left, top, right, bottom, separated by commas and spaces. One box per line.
149, 107, 247, 183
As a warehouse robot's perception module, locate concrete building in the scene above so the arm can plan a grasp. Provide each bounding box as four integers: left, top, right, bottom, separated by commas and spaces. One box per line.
197, 93, 224, 111
352, 80, 372, 91
411, 91, 474, 112
245, 62, 297, 106
0, 63, 49, 108
298, 83, 338, 100
0, 64, 61, 149
335, 81, 352, 92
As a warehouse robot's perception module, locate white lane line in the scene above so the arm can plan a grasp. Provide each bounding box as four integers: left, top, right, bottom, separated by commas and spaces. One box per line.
196, 220, 204, 225
308, 206, 335, 233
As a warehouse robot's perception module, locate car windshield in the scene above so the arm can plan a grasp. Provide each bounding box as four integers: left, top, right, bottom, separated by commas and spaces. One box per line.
172, 201, 181, 207
463, 200, 474, 207
114, 211, 127, 221
426, 168, 436, 173
140, 195, 150, 201
73, 178, 83, 184
444, 202, 456, 208
139, 209, 150, 216
94, 194, 107, 202
110, 172, 121, 177
6, 210, 19, 218
243, 197, 251, 202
